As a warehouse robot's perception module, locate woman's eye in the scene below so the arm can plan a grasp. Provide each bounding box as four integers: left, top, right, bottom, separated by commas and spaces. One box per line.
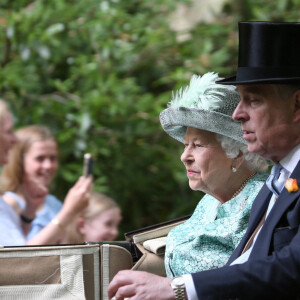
195, 144, 203, 148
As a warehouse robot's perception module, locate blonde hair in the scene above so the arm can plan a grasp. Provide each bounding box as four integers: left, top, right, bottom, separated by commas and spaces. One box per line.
0, 125, 56, 193
0, 100, 9, 125
63, 192, 120, 244
0, 100, 11, 136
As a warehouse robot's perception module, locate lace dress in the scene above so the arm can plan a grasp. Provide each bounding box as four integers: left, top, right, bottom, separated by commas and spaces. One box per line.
164, 173, 268, 277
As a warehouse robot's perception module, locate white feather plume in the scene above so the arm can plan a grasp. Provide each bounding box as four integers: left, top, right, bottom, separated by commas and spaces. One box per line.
168, 72, 237, 110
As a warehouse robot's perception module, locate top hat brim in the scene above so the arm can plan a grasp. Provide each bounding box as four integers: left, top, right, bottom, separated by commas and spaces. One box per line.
217, 76, 300, 85
218, 22, 300, 85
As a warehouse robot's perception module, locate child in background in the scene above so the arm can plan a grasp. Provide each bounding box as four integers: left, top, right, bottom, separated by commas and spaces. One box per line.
63, 192, 122, 243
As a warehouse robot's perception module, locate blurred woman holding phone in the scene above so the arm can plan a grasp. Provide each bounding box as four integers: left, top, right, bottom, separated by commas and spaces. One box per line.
0, 103, 93, 246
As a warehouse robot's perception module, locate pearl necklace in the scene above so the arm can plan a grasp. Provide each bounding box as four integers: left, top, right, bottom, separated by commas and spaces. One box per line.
231, 172, 256, 199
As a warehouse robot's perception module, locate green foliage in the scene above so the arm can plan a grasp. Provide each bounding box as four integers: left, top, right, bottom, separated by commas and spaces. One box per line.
0, 0, 299, 237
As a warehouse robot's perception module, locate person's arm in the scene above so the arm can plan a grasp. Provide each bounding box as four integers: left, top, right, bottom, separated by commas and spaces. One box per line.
20, 204, 39, 235
18, 178, 48, 235
108, 270, 174, 300
108, 227, 300, 300
26, 176, 92, 245
2, 192, 37, 235
191, 229, 300, 299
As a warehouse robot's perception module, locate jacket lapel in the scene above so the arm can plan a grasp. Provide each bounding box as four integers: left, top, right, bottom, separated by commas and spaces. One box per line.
250, 160, 300, 258
227, 184, 272, 264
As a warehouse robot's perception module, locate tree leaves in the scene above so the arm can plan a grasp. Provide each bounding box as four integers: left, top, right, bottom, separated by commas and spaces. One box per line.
1, 0, 298, 236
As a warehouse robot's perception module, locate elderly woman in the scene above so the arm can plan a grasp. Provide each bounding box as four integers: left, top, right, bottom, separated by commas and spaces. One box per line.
108, 73, 270, 300
160, 72, 269, 277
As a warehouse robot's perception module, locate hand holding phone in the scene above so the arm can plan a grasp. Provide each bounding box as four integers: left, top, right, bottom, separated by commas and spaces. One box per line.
83, 153, 93, 177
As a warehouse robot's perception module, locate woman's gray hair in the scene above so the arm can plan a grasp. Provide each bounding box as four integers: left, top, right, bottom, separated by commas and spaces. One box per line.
216, 134, 270, 172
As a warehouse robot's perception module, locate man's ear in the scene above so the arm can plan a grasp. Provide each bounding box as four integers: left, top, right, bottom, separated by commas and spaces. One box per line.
77, 217, 86, 235
292, 90, 300, 123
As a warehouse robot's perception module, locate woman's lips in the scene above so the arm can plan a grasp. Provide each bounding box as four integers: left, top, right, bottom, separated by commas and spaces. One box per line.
187, 169, 199, 175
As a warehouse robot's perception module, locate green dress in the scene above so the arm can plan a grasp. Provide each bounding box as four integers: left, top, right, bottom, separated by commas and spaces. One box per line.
164, 172, 268, 277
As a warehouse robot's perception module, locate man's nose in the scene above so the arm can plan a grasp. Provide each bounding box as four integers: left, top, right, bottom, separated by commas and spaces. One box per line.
232, 101, 248, 122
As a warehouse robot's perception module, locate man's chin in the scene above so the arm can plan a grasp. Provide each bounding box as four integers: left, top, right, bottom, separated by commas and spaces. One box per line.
247, 142, 259, 153
247, 143, 273, 160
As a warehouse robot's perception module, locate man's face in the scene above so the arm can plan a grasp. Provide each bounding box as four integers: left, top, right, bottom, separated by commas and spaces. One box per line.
232, 84, 300, 161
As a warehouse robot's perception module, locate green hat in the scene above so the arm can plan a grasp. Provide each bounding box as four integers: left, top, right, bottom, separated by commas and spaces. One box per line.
159, 72, 245, 144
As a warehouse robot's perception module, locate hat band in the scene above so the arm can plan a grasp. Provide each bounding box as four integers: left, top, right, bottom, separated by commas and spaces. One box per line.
236, 67, 300, 81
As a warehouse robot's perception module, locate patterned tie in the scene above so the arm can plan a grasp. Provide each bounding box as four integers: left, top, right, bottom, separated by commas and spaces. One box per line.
266, 163, 284, 197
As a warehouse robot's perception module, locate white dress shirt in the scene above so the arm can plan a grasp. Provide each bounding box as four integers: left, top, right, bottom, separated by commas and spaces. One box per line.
183, 144, 300, 299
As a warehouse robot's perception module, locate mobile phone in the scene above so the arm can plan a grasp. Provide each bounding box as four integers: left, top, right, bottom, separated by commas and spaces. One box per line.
83, 153, 93, 177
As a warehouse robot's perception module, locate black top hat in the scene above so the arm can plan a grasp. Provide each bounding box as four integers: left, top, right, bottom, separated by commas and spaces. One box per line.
218, 21, 300, 85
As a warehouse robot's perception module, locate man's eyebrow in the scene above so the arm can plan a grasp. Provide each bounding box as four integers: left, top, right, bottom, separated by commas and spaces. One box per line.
237, 85, 266, 94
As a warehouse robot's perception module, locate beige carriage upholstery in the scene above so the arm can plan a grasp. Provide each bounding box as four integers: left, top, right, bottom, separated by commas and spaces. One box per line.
125, 215, 190, 277
0, 216, 189, 299
0, 244, 100, 299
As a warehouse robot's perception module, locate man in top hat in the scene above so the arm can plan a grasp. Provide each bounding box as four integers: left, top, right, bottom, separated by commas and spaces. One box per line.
108, 21, 300, 299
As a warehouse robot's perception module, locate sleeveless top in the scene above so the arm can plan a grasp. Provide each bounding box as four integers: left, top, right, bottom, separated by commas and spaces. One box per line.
164, 172, 268, 277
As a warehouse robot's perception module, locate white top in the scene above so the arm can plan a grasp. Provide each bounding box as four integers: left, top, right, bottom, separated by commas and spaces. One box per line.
0, 196, 26, 246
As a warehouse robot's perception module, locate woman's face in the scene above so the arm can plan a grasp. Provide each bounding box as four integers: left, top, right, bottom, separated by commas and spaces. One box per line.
23, 140, 58, 187
79, 207, 122, 241
0, 112, 17, 166
181, 127, 233, 195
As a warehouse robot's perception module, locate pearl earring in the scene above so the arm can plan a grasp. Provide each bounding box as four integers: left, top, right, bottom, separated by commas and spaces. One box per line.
232, 167, 237, 173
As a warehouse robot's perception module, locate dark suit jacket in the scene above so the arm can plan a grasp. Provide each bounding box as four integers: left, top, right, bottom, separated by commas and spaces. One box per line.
192, 160, 300, 299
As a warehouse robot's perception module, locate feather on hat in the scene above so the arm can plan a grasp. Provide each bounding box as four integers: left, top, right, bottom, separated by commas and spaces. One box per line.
159, 72, 245, 144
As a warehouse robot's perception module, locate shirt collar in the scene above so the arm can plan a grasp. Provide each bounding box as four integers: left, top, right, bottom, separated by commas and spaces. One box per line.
280, 144, 300, 175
